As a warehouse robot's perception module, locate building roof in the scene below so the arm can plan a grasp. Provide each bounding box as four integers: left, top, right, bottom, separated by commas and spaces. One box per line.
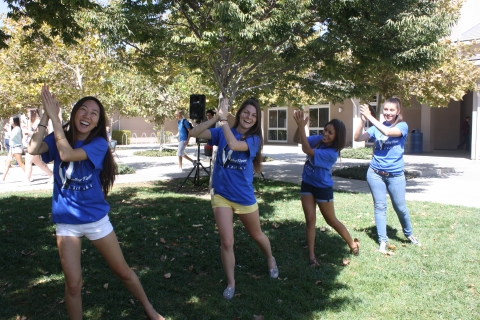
460, 22, 480, 41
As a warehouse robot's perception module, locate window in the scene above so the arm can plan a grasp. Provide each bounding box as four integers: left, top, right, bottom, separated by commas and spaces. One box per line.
364, 95, 378, 130
268, 108, 287, 142
308, 104, 330, 136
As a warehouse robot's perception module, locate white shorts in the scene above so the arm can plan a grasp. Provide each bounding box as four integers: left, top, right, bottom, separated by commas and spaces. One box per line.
9, 145, 23, 155
56, 215, 114, 241
177, 140, 188, 156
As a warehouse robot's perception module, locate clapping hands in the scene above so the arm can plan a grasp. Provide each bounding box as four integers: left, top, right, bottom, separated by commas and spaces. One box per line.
41, 85, 61, 121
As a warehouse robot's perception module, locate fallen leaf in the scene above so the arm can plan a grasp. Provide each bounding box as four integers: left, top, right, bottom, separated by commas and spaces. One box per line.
315, 280, 322, 285
319, 227, 326, 232
130, 299, 135, 305
272, 222, 279, 228
38, 216, 45, 219
341, 258, 350, 266
386, 251, 396, 256
58, 299, 65, 304
160, 238, 166, 244
160, 255, 167, 262
387, 244, 397, 250
164, 273, 171, 279
253, 315, 264, 320
188, 265, 194, 271
103, 283, 108, 289
192, 224, 204, 227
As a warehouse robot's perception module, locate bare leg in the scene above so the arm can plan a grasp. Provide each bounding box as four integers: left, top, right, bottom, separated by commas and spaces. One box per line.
13, 153, 25, 171
178, 156, 183, 169
1, 152, 12, 181
57, 236, 83, 320
183, 154, 194, 163
301, 195, 318, 262
31, 154, 53, 178
92, 231, 164, 320
214, 207, 235, 289
238, 209, 276, 270
24, 153, 34, 182
318, 202, 356, 250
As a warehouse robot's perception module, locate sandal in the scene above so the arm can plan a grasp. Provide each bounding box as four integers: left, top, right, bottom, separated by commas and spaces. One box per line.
309, 258, 320, 267
350, 238, 360, 256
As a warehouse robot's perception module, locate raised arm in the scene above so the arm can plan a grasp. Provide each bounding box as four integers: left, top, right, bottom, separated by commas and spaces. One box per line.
28, 112, 50, 155
41, 85, 88, 162
293, 110, 314, 157
359, 104, 402, 137
354, 105, 370, 142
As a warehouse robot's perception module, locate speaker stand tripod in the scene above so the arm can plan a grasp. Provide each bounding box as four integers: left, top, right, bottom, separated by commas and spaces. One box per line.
176, 142, 211, 193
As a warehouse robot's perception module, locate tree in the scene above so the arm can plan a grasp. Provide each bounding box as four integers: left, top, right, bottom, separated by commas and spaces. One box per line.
99, 0, 459, 110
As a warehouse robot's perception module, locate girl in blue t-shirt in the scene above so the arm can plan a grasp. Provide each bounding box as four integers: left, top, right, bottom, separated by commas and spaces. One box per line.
294, 112, 359, 266
189, 98, 278, 300
28, 85, 164, 320
354, 97, 421, 254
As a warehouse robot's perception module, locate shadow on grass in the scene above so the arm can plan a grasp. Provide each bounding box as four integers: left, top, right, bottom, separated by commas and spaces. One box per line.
0, 179, 360, 320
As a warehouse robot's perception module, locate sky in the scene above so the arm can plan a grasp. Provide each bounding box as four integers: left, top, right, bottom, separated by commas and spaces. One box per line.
0, 0, 478, 34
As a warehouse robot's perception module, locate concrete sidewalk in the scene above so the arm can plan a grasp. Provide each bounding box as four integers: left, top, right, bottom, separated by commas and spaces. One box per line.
1, 145, 479, 208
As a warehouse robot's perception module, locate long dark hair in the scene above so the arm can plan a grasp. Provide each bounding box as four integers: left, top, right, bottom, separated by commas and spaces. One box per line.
384, 96, 403, 127
232, 98, 263, 173
12, 116, 20, 127
62, 96, 116, 197
313, 119, 346, 153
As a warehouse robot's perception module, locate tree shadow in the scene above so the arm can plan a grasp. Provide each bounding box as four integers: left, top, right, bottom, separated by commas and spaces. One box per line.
1, 180, 361, 320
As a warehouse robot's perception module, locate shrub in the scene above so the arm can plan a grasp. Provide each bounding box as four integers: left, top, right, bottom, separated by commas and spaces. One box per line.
133, 149, 177, 157
116, 163, 136, 175
333, 164, 419, 181
112, 130, 131, 145
341, 147, 373, 160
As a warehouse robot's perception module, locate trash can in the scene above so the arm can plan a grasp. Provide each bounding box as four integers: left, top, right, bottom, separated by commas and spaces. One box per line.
410, 130, 423, 154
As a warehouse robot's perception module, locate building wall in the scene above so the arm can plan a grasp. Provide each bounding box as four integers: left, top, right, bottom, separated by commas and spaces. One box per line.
433, 101, 462, 149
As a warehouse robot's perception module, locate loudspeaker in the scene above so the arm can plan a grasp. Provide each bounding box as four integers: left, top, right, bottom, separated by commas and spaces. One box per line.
189, 94, 206, 120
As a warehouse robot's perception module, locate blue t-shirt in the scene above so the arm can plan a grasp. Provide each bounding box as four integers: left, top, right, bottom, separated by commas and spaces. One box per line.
302, 135, 338, 188
177, 118, 191, 142
210, 127, 261, 206
366, 121, 408, 175
41, 134, 110, 224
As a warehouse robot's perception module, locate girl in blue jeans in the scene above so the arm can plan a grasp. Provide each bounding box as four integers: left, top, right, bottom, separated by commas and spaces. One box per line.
354, 97, 421, 253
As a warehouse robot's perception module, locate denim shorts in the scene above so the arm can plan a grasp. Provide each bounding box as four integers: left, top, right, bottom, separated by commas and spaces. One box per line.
56, 215, 114, 241
300, 181, 334, 202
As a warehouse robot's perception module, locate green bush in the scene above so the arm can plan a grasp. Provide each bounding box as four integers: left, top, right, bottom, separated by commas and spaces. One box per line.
112, 130, 131, 145
116, 163, 136, 175
133, 149, 177, 157
333, 164, 419, 181
341, 146, 373, 160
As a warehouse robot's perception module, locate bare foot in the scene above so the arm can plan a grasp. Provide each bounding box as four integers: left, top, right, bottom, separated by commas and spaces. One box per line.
144, 307, 165, 320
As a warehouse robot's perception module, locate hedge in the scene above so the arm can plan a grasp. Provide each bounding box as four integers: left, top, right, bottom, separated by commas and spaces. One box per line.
112, 130, 131, 145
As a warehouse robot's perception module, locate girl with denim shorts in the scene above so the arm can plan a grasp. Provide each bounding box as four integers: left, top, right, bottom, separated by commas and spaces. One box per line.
189, 98, 278, 300
354, 97, 421, 253
28, 85, 164, 320
294, 112, 359, 266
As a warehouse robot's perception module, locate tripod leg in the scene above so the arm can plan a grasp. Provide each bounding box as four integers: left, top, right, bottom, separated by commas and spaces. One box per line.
176, 166, 197, 192
199, 163, 210, 177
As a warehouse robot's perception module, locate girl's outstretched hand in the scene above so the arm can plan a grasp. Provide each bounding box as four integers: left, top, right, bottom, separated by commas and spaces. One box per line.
359, 104, 371, 121
293, 110, 309, 127
41, 85, 60, 121
217, 97, 229, 120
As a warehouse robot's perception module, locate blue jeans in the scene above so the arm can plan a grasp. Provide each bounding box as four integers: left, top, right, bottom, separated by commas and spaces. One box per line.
366, 167, 413, 243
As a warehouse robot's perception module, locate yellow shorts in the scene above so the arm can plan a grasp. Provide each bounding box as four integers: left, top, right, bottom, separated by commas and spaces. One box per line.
211, 194, 258, 215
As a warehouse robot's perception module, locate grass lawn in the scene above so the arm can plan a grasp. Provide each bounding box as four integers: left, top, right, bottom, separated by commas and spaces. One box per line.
1, 179, 479, 320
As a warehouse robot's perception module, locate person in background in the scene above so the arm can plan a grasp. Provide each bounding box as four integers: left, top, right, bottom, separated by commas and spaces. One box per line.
23, 109, 53, 184
294, 112, 359, 266
175, 110, 195, 172
189, 98, 278, 300
1, 116, 25, 182
354, 97, 421, 253
3, 119, 11, 153
28, 85, 165, 320
457, 116, 471, 151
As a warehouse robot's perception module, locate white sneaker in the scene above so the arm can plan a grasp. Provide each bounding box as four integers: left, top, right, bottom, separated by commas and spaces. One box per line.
407, 235, 421, 246
174, 168, 183, 173
378, 241, 387, 253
